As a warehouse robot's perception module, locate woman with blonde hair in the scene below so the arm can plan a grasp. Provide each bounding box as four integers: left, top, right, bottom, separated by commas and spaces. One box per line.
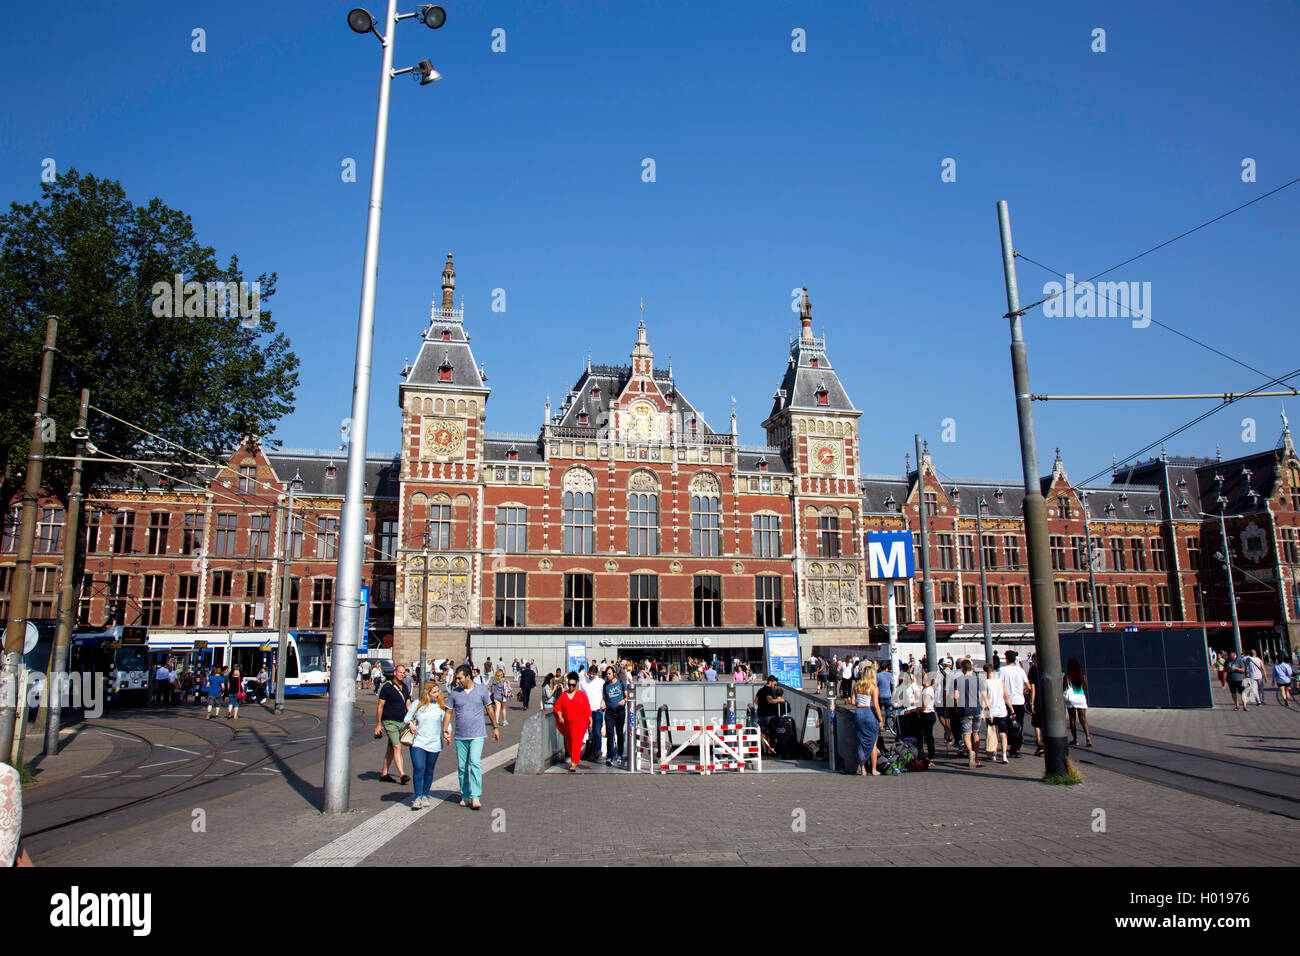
403, 680, 447, 808
850, 669, 883, 776
490, 668, 511, 727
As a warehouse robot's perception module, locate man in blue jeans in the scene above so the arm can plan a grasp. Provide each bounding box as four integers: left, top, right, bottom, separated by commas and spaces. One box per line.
602, 665, 628, 766
580, 665, 605, 761
441, 664, 499, 810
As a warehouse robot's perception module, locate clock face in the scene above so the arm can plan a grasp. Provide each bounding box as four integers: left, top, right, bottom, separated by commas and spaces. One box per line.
424, 418, 464, 458
812, 440, 839, 473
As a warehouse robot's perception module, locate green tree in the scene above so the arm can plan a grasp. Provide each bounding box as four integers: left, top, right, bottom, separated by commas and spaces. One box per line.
0, 169, 299, 507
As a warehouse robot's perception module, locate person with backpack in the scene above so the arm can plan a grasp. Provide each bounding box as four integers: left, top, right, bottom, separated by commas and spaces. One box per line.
981, 662, 1011, 764
851, 668, 883, 776
953, 659, 983, 769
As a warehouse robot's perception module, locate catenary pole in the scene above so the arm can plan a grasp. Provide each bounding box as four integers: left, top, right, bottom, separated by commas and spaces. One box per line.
44, 388, 89, 755
914, 434, 937, 677
995, 202, 1069, 777
274, 471, 298, 714
1, 317, 58, 763
1218, 503, 1243, 655
324, 0, 400, 814
976, 497, 993, 663
1080, 491, 1101, 633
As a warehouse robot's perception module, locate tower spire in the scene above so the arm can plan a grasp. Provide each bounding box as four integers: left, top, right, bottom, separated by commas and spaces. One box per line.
798, 287, 813, 344
441, 253, 455, 312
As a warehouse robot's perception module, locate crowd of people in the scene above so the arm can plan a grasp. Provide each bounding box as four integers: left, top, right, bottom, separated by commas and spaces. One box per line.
147, 659, 270, 717
1212, 648, 1294, 709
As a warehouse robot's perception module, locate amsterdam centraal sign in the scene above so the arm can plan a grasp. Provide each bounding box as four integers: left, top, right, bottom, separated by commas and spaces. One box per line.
598, 637, 713, 648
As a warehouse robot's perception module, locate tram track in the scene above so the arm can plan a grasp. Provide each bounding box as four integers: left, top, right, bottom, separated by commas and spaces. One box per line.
22, 702, 339, 839
1074, 726, 1300, 820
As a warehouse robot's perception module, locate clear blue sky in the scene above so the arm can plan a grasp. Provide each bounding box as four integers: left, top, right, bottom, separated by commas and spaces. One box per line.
3, 1, 1298, 486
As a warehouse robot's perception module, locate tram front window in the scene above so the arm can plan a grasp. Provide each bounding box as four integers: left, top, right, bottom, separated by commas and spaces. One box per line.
116, 646, 148, 674
295, 638, 326, 674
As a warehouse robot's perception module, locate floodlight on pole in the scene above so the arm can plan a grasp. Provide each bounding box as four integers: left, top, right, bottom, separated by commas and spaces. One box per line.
324, 0, 447, 816
348, 7, 378, 36
420, 5, 446, 28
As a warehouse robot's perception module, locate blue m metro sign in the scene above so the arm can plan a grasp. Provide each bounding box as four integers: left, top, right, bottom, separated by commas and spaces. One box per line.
866, 530, 915, 579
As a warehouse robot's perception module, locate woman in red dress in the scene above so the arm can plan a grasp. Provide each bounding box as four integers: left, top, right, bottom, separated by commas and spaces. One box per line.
553, 671, 591, 772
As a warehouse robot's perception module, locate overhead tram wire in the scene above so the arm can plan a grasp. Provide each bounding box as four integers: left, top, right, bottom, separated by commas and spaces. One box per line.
86, 448, 392, 562
1014, 252, 1280, 383
1010, 174, 1300, 379
1073, 365, 1300, 488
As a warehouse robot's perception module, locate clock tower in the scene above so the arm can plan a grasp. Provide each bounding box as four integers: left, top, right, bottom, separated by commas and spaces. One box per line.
761, 288, 866, 642
394, 254, 491, 666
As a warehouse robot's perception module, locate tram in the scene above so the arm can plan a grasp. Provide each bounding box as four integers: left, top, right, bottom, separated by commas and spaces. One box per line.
146, 630, 329, 697
69, 625, 152, 704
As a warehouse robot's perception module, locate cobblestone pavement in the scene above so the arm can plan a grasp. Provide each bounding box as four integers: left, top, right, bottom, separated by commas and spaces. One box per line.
27, 697, 1300, 867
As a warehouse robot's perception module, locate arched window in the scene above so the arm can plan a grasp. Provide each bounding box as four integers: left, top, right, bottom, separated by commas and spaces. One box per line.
690, 472, 721, 556
628, 470, 659, 556
563, 468, 595, 554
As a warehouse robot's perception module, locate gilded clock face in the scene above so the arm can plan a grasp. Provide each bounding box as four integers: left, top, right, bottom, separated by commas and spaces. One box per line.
812, 439, 839, 473
424, 418, 464, 457
631, 401, 654, 440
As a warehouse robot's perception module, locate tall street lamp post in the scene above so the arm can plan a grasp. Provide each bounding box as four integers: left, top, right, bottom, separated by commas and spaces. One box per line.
323, 2, 446, 816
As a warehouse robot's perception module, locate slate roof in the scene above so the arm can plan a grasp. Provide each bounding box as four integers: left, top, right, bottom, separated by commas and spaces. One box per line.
404, 317, 488, 392
93, 450, 401, 500
553, 364, 717, 437
736, 447, 793, 475
860, 473, 1164, 521
483, 435, 546, 464
765, 337, 858, 422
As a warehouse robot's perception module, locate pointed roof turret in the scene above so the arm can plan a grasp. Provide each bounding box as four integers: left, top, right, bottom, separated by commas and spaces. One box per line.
441, 253, 456, 311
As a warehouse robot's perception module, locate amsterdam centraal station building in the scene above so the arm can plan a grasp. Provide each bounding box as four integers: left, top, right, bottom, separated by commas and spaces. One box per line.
5, 256, 1299, 672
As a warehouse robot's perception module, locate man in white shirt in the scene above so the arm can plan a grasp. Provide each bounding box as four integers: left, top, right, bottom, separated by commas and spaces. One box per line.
998, 650, 1028, 757
580, 665, 606, 759
840, 658, 854, 698
153, 663, 172, 706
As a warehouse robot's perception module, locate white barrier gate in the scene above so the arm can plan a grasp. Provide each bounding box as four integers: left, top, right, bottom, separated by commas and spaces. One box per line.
634, 720, 762, 774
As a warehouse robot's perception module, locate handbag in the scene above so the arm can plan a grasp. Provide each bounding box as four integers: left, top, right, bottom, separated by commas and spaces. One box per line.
1064, 684, 1086, 708
399, 726, 415, 746
984, 721, 998, 755
236, 691, 246, 702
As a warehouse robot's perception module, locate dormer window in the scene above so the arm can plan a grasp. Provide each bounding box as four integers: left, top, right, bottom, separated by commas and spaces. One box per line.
438, 351, 453, 382
507, 445, 519, 461
1176, 477, 1187, 489
994, 488, 1004, 501
950, 487, 960, 499
325, 464, 337, 479
590, 386, 600, 400
815, 387, 829, 406
578, 411, 589, 425
758, 458, 769, 473
689, 417, 697, 431
440, 329, 451, 341
1104, 503, 1116, 515
1178, 498, 1189, 511
810, 356, 819, 368
1118, 493, 1128, 504
292, 477, 304, 491
1143, 504, 1155, 515
883, 493, 896, 509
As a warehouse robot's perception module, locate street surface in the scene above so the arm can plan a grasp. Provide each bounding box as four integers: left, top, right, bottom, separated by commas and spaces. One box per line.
18, 681, 1299, 867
